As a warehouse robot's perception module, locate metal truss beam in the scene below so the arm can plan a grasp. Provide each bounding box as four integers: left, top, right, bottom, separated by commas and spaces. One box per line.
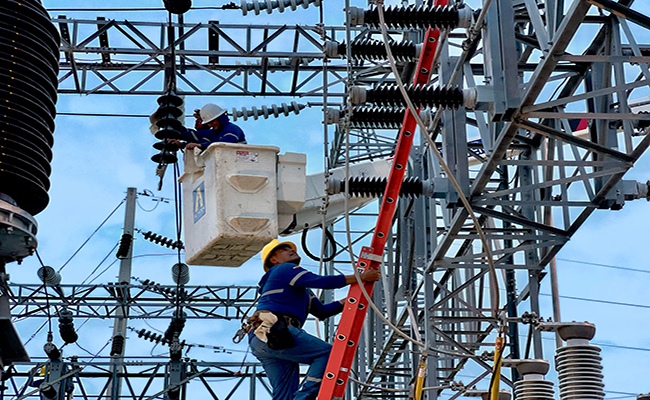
54, 18, 403, 97
9, 284, 257, 320
2, 361, 272, 400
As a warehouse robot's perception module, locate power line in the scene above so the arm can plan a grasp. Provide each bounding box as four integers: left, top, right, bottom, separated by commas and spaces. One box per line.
58, 199, 125, 273
58, 112, 151, 118
557, 257, 650, 274
80, 243, 120, 285
534, 333, 650, 353
57, 112, 197, 119
540, 292, 650, 310
47, 6, 233, 12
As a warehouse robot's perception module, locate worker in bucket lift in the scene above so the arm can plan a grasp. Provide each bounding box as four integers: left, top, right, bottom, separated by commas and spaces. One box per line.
169, 103, 246, 150
246, 239, 380, 400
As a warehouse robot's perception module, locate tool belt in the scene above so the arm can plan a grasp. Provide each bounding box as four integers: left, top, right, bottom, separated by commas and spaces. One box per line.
246, 310, 299, 350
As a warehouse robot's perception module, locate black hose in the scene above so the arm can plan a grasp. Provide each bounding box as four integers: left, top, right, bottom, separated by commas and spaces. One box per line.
301, 227, 337, 263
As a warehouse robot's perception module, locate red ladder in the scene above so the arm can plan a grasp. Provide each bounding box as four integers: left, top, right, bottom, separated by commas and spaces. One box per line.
318, 4, 447, 398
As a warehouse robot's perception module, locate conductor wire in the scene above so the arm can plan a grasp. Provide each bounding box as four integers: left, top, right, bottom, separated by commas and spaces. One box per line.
375, 0, 500, 318
315, 0, 330, 340
35, 249, 53, 336
427, 0, 493, 149
58, 199, 125, 273
172, 162, 184, 319
340, 0, 423, 348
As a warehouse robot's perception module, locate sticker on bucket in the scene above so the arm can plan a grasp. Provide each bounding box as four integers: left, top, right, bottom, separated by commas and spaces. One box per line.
193, 181, 206, 223
236, 150, 259, 163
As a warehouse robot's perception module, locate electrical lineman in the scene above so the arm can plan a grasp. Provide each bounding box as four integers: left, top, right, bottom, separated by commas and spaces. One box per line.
150, 103, 247, 152
173, 104, 246, 150
245, 239, 380, 400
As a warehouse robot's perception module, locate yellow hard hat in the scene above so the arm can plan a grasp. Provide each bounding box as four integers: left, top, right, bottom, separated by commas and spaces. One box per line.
261, 239, 297, 272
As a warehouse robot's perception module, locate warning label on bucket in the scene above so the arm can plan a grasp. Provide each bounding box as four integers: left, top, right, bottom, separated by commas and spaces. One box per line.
236, 150, 259, 163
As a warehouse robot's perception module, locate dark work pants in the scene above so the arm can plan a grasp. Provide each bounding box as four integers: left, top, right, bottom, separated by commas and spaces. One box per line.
249, 326, 331, 400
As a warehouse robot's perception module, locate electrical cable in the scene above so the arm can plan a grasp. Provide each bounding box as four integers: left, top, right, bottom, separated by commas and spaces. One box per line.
375, 0, 500, 318
80, 242, 120, 285
57, 112, 152, 118
336, 0, 495, 354
136, 198, 162, 213
531, 333, 650, 353
338, 1, 424, 347
86, 340, 112, 364
556, 258, 650, 274
425, 0, 492, 140
57, 199, 125, 273
22, 320, 49, 346
47, 6, 236, 12
86, 259, 120, 285
146, 320, 165, 334
132, 253, 182, 259
34, 249, 53, 336
336, 0, 419, 360
171, 161, 186, 344
74, 342, 98, 357
347, 376, 411, 392
314, 0, 330, 341
540, 292, 650, 310
301, 227, 337, 262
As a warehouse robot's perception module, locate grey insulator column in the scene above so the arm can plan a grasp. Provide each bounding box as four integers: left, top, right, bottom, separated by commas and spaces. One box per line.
555, 322, 605, 400
511, 360, 555, 400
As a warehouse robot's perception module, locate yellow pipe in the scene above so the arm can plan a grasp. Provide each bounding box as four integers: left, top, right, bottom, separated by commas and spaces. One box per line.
490, 336, 504, 400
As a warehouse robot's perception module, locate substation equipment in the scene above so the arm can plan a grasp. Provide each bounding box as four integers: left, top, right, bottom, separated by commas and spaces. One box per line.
1, 0, 650, 399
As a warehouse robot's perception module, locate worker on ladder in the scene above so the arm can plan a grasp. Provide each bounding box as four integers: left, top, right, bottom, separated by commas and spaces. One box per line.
246, 239, 380, 400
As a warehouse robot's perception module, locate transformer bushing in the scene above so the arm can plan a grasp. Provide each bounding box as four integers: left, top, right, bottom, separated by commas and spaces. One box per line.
0, 0, 60, 263
510, 360, 555, 400
554, 322, 605, 400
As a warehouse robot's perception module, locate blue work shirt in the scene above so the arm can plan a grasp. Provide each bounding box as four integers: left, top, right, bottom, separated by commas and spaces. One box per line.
177, 114, 246, 149
256, 262, 347, 327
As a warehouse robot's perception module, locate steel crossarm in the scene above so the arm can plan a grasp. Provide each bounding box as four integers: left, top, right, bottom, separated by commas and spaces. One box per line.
318, 10, 447, 397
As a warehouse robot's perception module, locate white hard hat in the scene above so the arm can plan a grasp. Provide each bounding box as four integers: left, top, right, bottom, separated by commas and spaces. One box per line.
200, 103, 226, 123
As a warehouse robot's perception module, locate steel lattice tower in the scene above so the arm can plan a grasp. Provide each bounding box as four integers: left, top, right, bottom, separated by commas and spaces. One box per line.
2, 0, 650, 399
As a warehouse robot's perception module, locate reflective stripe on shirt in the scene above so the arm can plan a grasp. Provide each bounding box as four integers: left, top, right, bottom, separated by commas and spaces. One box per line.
261, 288, 284, 297
289, 270, 309, 286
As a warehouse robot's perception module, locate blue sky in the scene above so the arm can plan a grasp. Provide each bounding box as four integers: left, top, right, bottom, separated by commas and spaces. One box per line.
6, 0, 650, 398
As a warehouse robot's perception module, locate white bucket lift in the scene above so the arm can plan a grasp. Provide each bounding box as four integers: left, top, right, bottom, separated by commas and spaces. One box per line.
179, 143, 306, 267
180, 143, 392, 267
